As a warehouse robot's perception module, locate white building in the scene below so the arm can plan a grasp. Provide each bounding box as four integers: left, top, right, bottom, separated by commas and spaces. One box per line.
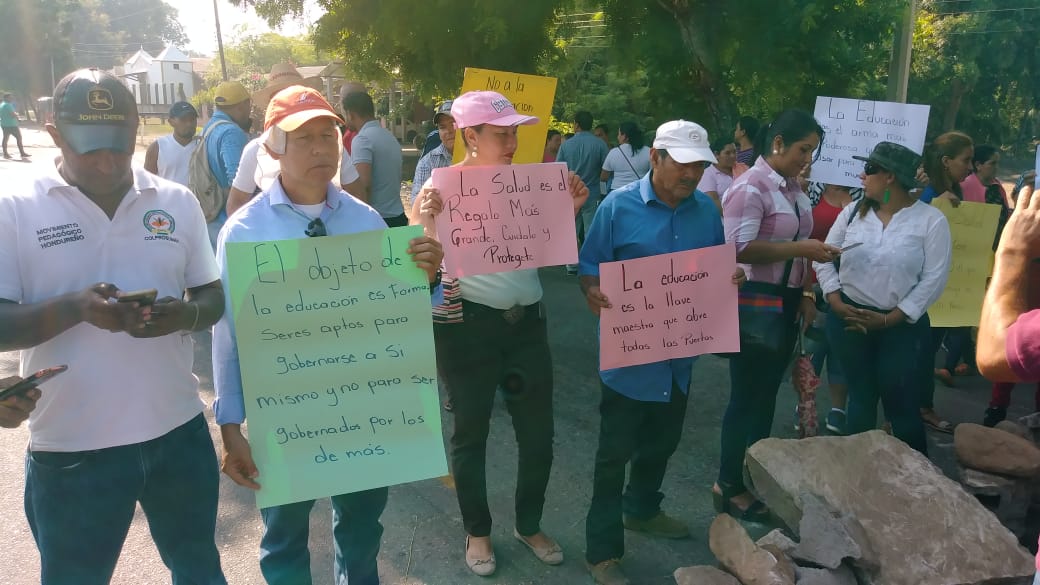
122, 45, 195, 114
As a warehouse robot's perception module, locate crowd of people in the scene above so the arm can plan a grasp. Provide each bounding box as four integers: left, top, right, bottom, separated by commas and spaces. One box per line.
0, 62, 1038, 585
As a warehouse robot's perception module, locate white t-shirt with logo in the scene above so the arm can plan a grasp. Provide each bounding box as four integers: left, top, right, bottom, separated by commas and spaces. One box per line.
0, 165, 219, 451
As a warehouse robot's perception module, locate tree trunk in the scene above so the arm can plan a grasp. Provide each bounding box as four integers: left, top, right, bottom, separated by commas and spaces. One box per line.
942, 78, 967, 131
657, 0, 737, 133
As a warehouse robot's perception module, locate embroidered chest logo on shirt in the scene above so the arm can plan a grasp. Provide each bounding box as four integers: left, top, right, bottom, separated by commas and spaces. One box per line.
36, 222, 85, 249
143, 210, 179, 242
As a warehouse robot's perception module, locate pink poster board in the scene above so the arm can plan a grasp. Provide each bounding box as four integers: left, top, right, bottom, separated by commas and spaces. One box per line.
431, 162, 578, 277
599, 243, 740, 370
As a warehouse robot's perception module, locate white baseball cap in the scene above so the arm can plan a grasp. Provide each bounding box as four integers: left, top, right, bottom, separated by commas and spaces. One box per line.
652, 120, 717, 165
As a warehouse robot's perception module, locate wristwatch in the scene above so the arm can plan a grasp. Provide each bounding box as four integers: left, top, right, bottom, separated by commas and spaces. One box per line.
802, 290, 817, 302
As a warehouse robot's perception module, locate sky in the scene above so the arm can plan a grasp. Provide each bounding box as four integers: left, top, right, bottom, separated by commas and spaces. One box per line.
164, 0, 324, 55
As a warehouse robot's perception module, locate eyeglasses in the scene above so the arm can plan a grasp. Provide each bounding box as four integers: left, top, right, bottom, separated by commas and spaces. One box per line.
305, 218, 327, 238
864, 162, 884, 176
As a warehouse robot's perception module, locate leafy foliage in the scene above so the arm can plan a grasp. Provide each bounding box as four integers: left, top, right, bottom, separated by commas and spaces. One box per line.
234, 0, 1040, 152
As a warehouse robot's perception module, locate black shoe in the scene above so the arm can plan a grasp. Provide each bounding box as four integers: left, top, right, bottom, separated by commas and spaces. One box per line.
983, 406, 1007, 427
712, 486, 771, 523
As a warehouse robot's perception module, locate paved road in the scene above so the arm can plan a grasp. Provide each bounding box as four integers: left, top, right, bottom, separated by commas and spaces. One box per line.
0, 131, 1030, 584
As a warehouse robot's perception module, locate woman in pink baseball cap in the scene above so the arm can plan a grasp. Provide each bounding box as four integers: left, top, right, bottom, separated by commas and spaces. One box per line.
412, 90, 589, 576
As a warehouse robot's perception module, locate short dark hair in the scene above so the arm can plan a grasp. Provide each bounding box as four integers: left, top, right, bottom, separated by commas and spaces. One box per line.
710, 137, 733, 154
595, 123, 609, 134
341, 91, 375, 118
972, 144, 998, 167
547, 129, 561, 139
737, 116, 760, 140
574, 111, 594, 132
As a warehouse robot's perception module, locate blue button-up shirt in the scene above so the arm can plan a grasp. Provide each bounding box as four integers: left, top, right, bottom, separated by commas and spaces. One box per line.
202, 110, 248, 189
578, 172, 725, 402
557, 130, 609, 200
212, 180, 442, 424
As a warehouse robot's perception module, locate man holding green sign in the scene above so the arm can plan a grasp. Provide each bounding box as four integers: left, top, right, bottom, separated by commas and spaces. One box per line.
212, 86, 445, 585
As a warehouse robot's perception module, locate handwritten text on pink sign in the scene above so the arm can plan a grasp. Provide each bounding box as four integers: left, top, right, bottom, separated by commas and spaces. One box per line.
599, 244, 740, 370
432, 162, 578, 277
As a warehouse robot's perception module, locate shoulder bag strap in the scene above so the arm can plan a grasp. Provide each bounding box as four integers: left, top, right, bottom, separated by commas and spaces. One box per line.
619, 146, 644, 178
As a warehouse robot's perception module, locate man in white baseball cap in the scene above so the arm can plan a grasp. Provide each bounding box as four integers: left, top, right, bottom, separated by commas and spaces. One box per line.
577, 119, 744, 585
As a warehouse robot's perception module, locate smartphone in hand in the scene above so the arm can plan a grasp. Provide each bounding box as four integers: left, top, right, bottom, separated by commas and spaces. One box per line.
116, 289, 158, 307
0, 365, 68, 401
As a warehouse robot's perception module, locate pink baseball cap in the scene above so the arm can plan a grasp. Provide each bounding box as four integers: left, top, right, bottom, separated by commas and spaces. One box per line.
450, 91, 539, 128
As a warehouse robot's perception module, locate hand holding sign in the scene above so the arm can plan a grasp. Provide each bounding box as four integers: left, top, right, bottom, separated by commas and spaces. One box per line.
431, 162, 579, 277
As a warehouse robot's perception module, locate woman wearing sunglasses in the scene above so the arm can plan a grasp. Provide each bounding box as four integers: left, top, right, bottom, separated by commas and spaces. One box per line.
813, 142, 952, 453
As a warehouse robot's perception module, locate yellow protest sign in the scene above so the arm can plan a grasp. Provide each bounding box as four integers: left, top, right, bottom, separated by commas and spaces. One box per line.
454, 68, 557, 165
928, 199, 1001, 327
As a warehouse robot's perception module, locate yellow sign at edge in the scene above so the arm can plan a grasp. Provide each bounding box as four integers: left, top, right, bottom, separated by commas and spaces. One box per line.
928, 199, 1000, 327
453, 68, 558, 165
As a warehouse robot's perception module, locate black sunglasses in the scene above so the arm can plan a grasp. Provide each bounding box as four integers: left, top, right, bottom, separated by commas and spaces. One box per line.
864, 162, 885, 176
305, 218, 327, 238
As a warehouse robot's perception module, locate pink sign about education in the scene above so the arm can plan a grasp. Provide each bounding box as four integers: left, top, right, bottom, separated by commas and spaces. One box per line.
431, 162, 578, 277
599, 243, 740, 370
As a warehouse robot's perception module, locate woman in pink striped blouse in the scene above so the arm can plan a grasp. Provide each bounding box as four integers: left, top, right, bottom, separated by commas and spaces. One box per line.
713, 109, 840, 521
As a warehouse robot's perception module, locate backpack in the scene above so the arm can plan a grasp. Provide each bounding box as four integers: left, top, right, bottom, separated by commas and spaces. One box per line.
188, 119, 233, 222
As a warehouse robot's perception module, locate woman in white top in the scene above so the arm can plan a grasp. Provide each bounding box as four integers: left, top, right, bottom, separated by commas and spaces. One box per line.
414, 90, 589, 576
814, 142, 952, 455
601, 121, 650, 194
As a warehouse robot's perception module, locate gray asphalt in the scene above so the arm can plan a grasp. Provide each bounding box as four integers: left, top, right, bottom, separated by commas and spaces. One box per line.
0, 129, 1027, 585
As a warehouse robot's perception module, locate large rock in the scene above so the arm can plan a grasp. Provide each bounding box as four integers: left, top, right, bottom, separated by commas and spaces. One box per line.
756, 529, 796, 554
996, 420, 1034, 443
709, 514, 796, 585
955, 423, 1040, 478
795, 565, 857, 585
745, 431, 1035, 585
674, 566, 740, 585
790, 493, 877, 570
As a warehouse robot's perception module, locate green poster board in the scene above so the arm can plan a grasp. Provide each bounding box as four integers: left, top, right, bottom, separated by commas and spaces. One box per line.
226, 226, 447, 508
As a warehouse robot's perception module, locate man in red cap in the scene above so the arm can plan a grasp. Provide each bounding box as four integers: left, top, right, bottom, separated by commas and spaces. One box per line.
212, 85, 445, 585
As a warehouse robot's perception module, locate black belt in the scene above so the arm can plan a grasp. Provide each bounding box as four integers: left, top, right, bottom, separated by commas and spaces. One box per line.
840, 292, 887, 313
461, 299, 539, 325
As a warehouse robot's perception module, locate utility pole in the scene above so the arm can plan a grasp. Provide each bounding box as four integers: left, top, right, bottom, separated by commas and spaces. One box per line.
213, 0, 229, 81
886, 0, 917, 103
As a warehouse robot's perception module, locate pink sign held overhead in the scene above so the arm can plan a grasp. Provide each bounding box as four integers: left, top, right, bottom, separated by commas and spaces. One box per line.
431, 162, 579, 277
599, 243, 740, 370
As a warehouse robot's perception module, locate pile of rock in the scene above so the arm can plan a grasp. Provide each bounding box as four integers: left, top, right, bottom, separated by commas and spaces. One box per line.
955, 419, 1040, 538
675, 431, 1035, 585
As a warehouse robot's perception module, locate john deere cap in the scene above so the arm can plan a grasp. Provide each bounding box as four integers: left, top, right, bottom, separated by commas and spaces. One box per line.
53, 68, 137, 154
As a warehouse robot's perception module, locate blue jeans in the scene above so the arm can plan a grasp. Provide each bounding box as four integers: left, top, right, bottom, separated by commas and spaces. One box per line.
259, 488, 388, 585
24, 414, 225, 585
576, 194, 599, 244
826, 310, 928, 455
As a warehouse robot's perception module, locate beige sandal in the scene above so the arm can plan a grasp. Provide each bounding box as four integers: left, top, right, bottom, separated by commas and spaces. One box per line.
465, 535, 496, 576
514, 529, 563, 565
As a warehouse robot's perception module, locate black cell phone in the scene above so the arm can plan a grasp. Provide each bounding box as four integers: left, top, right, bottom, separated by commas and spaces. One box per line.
0, 365, 68, 401
117, 288, 158, 306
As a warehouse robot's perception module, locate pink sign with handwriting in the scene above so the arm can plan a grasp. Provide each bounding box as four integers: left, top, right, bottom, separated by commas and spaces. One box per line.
431, 162, 578, 277
599, 243, 740, 370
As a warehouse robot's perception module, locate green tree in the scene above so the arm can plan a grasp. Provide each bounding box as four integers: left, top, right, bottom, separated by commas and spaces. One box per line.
910, 0, 1040, 152
235, 0, 561, 97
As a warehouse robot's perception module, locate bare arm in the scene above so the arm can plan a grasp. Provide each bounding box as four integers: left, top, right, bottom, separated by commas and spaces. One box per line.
737, 234, 843, 265
353, 162, 373, 203
978, 189, 1039, 380
341, 178, 363, 197
0, 284, 138, 351
226, 186, 254, 217
143, 141, 159, 175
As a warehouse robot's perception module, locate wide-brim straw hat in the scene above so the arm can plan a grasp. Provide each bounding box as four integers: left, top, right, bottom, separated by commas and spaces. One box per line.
251, 62, 324, 104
